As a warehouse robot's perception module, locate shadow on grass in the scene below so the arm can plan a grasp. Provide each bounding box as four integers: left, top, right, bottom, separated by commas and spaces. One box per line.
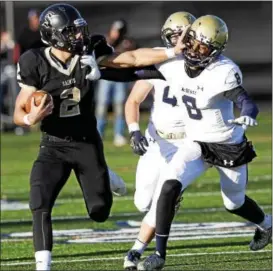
1, 240, 254, 262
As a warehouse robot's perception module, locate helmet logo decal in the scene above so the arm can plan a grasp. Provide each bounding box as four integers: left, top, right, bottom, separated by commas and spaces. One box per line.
199, 32, 212, 43
43, 11, 59, 28
74, 18, 87, 27
57, 41, 64, 47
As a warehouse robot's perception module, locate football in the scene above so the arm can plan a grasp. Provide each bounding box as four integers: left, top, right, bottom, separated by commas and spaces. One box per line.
25, 90, 53, 113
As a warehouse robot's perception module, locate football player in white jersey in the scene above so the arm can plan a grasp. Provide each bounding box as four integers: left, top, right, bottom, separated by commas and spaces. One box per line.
123, 12, 200, 270
135, 15, 271, 270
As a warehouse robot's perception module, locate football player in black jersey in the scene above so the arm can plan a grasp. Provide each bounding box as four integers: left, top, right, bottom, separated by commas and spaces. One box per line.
13, 3, 187, 270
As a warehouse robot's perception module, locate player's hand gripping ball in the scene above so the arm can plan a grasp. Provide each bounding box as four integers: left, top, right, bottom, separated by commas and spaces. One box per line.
25, 90, 53, 113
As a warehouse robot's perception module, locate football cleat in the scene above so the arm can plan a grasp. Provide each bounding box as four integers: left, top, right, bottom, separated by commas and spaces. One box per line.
137, 252, 165, 271
249, 226, 272, 251
123, 250, 141, 270
108, 168, 127, 196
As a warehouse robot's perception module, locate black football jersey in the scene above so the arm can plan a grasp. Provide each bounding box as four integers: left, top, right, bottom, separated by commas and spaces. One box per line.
17, 35, 113, 137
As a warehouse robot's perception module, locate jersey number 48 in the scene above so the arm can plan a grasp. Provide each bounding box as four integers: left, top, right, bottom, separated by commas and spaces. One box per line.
162, 86, 203, 120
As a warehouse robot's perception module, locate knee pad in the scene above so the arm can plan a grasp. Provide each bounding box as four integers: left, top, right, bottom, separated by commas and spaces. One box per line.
221, 190, 245, 210
88, 203, 112, 223
159, 179, 182, 199
30, 185, 48, 211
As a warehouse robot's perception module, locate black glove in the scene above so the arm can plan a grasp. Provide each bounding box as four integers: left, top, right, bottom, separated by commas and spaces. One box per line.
129, 130, 149, 156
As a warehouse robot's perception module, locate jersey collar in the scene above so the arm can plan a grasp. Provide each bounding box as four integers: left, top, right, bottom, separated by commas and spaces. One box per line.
44, 47, 79, 76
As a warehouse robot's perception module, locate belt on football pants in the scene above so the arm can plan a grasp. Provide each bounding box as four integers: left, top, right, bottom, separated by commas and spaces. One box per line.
156, 130, 186, 140
42, 133, 92, 142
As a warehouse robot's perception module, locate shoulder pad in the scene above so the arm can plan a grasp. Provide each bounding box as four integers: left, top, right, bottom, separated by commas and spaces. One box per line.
155, 55, 184, 78
17, 48, 42, 89
19, 48, 40, 65
208, 56, 243, 93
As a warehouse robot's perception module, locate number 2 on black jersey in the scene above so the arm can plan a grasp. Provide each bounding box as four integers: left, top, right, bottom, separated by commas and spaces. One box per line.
60, 87, 81, 117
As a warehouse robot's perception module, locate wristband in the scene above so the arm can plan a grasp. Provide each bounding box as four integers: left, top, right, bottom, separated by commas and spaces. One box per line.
128, 122, 140, 132
23, 114, 31, 126
164, 48, 176, 59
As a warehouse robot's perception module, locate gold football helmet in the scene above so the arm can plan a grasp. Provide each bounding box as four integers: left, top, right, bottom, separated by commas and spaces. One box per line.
161, 11, 196, 48
184, 14, 228, 68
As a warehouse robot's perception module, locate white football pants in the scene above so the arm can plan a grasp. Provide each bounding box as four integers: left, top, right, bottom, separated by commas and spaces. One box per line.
134, 123, 208, 213
135, 123, 248, 227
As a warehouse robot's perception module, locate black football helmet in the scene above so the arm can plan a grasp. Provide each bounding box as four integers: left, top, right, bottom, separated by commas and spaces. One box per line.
39, 3, 89, 54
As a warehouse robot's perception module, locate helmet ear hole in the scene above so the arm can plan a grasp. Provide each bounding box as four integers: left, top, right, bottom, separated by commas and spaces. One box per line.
45, 31, 52, 41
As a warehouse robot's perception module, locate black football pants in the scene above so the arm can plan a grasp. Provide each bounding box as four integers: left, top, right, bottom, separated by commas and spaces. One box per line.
29, 133, 113, 251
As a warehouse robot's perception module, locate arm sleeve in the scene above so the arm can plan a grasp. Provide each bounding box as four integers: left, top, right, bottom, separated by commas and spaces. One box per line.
224, 86, 259, 119
89, 35, 114, 62
100, 65, 165, 82
17, 50, 40, 90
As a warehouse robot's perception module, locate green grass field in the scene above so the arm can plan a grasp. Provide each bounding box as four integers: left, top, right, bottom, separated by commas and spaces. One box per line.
1, 112, 272, 270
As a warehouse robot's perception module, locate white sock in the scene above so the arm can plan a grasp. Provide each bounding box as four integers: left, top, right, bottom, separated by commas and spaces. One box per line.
131, 239, 147, 254
258, 214, 272, 231
35, 250, 51, 271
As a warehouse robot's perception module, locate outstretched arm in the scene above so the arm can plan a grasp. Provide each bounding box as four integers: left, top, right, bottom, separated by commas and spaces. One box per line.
100, 66, 165, 82
99, 26, 189, 68
98, 48, 174, 68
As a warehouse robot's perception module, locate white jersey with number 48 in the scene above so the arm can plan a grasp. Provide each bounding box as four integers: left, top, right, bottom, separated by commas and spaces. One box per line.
148, 78, 185, 136
156, 55, 245, 144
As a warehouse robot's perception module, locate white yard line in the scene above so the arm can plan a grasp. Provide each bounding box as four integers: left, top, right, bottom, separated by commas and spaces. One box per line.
56, 188, 271, 203
2, 174, 271, 193
1, 221, 255, 239
1, 188, 270, 210
1, 249, 271, 266
1, 205, 272, 224
123, 174, 272, 188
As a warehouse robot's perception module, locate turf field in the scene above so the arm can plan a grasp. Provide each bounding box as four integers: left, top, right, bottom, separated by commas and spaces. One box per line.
1, 111, 272, 270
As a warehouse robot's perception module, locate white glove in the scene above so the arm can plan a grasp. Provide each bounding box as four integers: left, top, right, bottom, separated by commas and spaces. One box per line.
80, 53, 101, 81
228, 116, 258, 130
